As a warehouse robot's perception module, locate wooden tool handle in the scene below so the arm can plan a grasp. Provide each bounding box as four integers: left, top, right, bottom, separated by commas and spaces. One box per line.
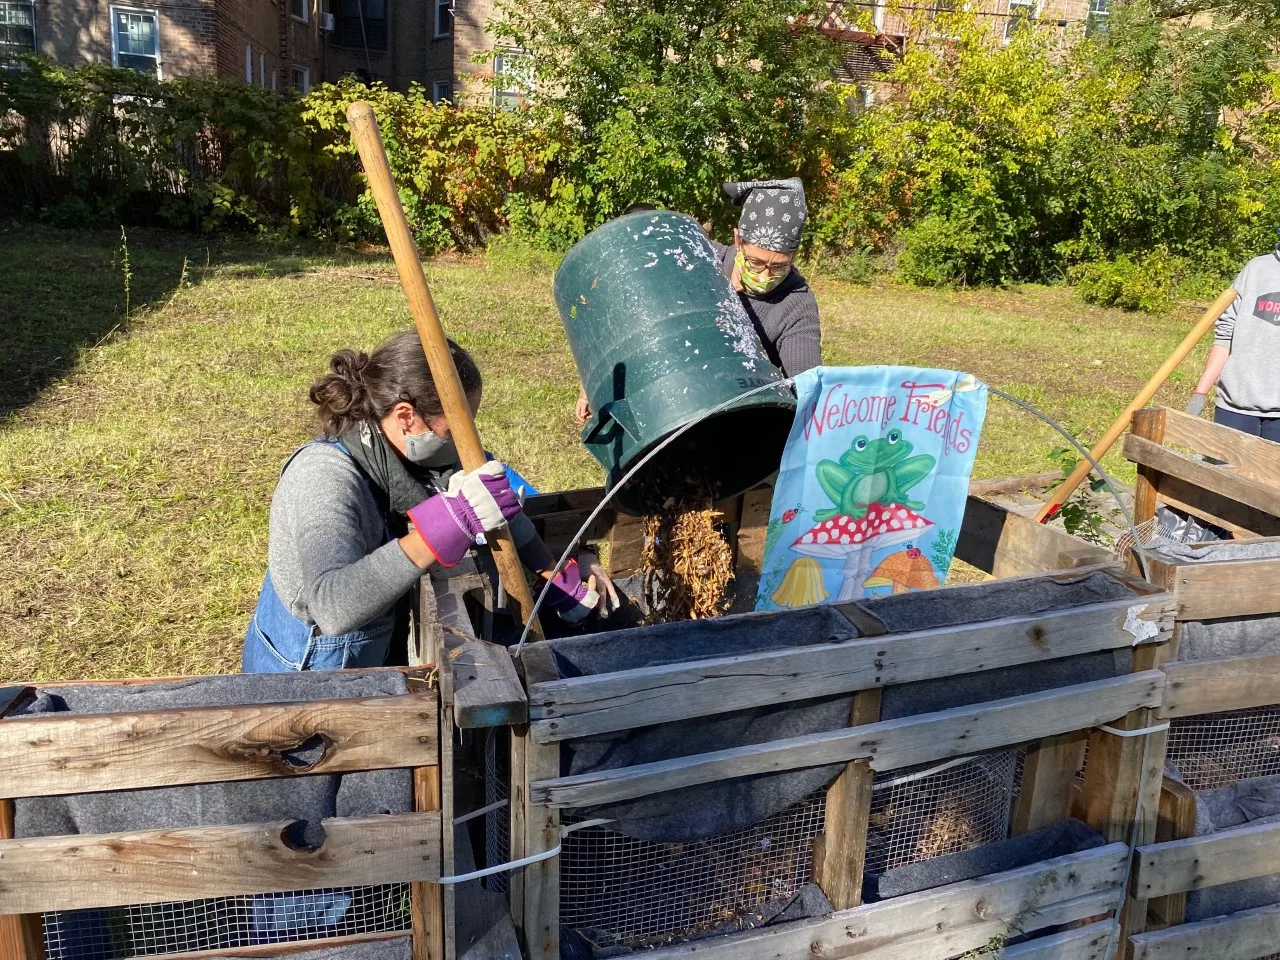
347, 101, 544, 641
1035, 286, 1239, 523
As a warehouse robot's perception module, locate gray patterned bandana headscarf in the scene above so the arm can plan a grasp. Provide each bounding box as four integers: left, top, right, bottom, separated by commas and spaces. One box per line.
722, 178, 809, 253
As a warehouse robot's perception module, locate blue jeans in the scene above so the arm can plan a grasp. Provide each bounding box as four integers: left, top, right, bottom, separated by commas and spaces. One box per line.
1214, 406, 1280, 442
241, 573, 395, 673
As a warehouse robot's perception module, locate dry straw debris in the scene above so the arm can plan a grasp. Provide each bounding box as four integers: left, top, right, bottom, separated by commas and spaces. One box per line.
640, 481, 735, 623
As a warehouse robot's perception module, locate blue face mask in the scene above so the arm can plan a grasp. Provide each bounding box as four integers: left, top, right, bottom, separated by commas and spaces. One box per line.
403, 428, 457, 468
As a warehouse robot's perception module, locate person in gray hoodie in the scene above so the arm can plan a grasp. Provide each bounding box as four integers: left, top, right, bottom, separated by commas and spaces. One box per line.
1187, 244, 1280, 439
243, 330, 618, 673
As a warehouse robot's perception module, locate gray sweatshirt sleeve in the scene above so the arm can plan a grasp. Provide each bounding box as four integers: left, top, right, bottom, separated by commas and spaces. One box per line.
272, 448, 426, 637
1215, 264, 1252, 347
776, 291, 822, 376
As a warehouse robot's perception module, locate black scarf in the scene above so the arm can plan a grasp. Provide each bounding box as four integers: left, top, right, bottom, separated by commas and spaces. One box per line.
338, 421, 456, 524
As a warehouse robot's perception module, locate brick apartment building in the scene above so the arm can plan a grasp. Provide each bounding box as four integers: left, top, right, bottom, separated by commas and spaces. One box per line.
0, 0, 518, 103
0, 0, 326, 87
824, 0, 1114, 86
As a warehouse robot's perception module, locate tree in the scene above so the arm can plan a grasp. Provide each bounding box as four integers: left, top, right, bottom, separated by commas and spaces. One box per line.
492, 0, 848, 246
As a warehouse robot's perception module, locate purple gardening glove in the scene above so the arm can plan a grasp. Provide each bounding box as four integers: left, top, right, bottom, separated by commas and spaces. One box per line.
407, 461, 520, 567
545, 559, 601, 624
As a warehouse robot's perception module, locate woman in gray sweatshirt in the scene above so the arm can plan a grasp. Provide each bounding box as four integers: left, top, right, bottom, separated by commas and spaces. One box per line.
243, 331, 617, 673
1189, 249, 1280, 440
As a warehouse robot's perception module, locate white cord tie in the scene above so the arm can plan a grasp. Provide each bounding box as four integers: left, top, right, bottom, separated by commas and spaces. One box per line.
1098, 721, 1170, 738
435, 816, 614, 886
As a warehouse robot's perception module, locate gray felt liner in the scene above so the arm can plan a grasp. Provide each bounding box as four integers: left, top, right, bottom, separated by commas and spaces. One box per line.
528, 572, 1138, 844
864, 819, 1105, 902
1147, 538, 1280, 663
14, 672, 414, 960
1150, 537, 1280, 922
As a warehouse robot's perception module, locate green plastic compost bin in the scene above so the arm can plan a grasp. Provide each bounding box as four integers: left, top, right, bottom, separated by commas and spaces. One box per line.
555, 210, 796, 514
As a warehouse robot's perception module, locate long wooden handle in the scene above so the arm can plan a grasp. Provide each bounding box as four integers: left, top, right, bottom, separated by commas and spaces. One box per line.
1035, 286, 1239, 523
347, 101, 543, 640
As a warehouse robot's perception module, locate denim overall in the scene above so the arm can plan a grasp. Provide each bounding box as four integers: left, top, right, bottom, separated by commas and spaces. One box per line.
241, 439, 397, 674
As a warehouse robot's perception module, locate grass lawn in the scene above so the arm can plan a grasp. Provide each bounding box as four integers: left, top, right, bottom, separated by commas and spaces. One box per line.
0, 224, 1213, 682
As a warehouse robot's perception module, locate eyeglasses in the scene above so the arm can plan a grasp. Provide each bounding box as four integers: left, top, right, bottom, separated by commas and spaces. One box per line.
743, 255, 793, 278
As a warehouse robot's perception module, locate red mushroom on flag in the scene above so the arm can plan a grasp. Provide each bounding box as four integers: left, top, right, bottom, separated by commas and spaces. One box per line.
790, 503, 934, 601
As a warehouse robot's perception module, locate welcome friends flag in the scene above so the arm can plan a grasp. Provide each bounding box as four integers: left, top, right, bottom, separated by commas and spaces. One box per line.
756, 367, 988, 610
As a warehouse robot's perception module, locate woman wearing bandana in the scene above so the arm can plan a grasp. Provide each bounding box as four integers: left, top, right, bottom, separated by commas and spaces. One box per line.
714, 178, 822, 378
243, 330, 619, 673
575, 180, 821, 423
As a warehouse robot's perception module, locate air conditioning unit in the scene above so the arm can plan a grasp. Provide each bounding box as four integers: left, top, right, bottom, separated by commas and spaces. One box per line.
319, 11, 335, 31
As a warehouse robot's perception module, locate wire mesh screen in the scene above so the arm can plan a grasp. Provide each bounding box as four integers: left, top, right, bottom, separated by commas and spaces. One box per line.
558, 749, 1023, 949
560, 791, 826, 950
1167, 706, 1280, 790
485, 725, 512, 894
866, 750, 1023, 876
42, 885, 411, 958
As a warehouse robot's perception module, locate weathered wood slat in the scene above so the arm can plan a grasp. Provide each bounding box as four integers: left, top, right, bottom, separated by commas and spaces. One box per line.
528, 593, 1174, 743
812, 688, 882, 910
1150, 474, 1280, 538
1012, 730, 1089, 836
955, 494, 1111, 577
143, 931, 408, 959
1147, 775, 1197, 929
531, 672, 1164, 808
1129, 901, 1280, 960
0, 695, 438, 799
1000, 921, 1119, 960
635, 844, 1129, 960
1160, 654, 1280, 719
449, 636, 527, 729
1134, 818, 1280, 900
1125, 433, 1280, 527
1167, 557, 1280, 622
0, 811, 441, 914
1161, 407, 1280, 484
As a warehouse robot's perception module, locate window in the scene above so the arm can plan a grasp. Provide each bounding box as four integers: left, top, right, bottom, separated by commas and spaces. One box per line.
259, 52, 265, 85
292, 65, 310, 93
0, 1, 36, 62
492, 48, 532, 110
334, 0, 386, 50
244, 43, 252, 83
929, 0, 957, 21
291, 0, 309, 22
1086, 0, 1111, 37
433, 80, 451, 103
1003, 0, 1037, 42
271, 68, 278, 90
111, 7, 160, 77
434, 0, 451, 38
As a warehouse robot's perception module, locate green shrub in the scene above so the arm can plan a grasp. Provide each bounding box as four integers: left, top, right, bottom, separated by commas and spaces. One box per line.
1072, 246, 1190, 313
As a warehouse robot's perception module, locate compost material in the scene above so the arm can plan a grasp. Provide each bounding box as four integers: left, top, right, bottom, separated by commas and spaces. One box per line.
526, 571, 1139, 844
560, 885, 832, 959
640, 486, 735, 623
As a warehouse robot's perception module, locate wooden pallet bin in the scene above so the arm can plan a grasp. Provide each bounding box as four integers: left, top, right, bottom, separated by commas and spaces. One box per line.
0, 667, 449, 960
1120, 406, 1280, 959
508, 484, 1174, 960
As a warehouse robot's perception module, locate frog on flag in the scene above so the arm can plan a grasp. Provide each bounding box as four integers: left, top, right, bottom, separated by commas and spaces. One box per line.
756, 367, 988, 610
